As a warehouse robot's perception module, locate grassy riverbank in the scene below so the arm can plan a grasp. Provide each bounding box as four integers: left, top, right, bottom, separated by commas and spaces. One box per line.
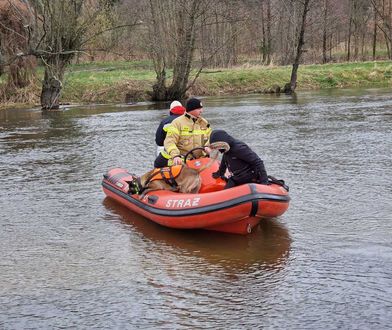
2, 60, 392, 108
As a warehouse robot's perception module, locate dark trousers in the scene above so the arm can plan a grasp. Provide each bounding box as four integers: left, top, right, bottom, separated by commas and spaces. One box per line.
224, 171, 266, 189
154, 153, 169, 168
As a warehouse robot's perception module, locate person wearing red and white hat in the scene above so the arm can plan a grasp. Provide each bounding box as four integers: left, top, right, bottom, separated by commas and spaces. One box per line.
154, 101, 186, 168
164, 98, 211, 166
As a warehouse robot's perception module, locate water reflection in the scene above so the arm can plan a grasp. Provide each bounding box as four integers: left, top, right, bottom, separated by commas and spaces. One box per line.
103, 198, 291, 272
1, 88, 391, 329
1, 109, 84, 151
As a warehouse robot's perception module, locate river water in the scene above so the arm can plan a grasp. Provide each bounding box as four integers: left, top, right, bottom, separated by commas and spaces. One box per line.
0, 88, 391, 329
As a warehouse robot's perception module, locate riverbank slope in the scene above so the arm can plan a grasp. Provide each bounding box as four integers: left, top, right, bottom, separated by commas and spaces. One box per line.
1, 61, 392, 109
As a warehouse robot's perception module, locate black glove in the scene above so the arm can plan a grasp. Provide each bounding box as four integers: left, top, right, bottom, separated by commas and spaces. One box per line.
256, 165, 269, 184
212, 171, 221, 179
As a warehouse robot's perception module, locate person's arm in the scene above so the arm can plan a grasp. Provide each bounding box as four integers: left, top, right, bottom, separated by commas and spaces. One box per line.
164, 121, 181, 159
204, 122, 212, 146
155, 121, 166, 146
212, 156, 227, 179
236, 144, 268, 184
254, 160, 268, 184
200, 120, 212, 156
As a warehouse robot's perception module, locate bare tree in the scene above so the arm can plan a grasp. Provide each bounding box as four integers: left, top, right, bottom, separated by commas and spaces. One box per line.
198, 0, 247, 68
0, 0, 35, 89
371, 0, 392, 59
145, 0, 211, 101
286, 0, 311, 93
254, 0, 272, 64
347, 0, 353, 61
372, 4, 378, 60
29, 1, 107, 109
4, 0, 392, 108
264, 0, 272, 64
322, 0, 329, 63
23, 0, 141, 110
123, 0, 392, 68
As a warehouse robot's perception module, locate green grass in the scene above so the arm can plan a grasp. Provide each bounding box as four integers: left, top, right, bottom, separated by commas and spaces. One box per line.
195, 61, 392, 94
60, 60, 158, 102
2, 60, 392, 107
69, 59, 154, 71
298, 61, 392, 88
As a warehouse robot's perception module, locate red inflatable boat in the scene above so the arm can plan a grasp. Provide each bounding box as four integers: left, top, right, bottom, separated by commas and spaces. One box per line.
102, 158, 290, 235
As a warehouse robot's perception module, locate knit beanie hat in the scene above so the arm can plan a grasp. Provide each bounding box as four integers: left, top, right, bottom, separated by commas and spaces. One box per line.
186, 98, 203, 112
210, 129, 235, 147
169, 101, 185, 115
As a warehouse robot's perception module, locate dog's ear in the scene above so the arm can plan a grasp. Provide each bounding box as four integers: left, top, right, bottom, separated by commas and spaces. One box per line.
209, 149, 220, 160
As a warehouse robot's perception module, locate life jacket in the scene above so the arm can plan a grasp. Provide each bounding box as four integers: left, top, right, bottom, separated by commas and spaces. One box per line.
128, 165, 184, 195
149, 165, 183, 183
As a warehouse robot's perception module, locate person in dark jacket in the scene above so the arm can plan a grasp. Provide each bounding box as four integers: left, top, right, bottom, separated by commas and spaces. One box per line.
209, 129, 269, 189
154, 101, 186, 168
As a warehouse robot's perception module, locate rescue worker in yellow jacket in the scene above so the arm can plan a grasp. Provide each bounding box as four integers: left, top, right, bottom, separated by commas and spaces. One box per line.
163, 98, 211, 166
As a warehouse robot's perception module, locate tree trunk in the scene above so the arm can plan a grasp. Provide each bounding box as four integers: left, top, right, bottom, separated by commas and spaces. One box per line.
9, 56, 34, 88
166, 15, 196, 100
347, 0, 353, 61
261, 0, 266, 63
148, 0, 168, 101
150, 0, 200, 101
167, 0, 200, 100
386, 36, 391, 59
266, 0, 272, 64
40, 68, 63, 110
229, 20, 238, 66
382, 0, 392, 59
372, 6, 377, 60
390, 0, 392, 59
152, 68, 167, 101
322, 0, 328, 63
288, 0, 310, 93
0, 52, 3, 76
0, 1, 35, 90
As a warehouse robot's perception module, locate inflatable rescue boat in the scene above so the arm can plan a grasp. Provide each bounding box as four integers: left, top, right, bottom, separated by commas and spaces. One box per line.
102, 158, 290, 235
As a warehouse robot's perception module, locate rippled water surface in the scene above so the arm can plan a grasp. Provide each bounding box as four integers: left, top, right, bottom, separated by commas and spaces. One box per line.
1, 88, 391, 329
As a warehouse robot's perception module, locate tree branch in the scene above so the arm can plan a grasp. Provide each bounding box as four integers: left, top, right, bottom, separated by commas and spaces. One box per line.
80, 22, 144, 47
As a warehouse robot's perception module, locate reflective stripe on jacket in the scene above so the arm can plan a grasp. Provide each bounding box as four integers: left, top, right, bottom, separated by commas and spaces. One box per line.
164, 113, 211, 158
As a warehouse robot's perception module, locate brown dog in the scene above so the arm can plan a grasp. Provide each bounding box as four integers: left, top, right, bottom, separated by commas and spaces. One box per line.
139, 165, 203, 196
135, 150, 223, 197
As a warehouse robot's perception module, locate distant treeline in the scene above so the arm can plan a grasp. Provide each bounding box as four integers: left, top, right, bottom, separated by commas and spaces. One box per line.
1, 0, 391, 109
82, 0, 392, 66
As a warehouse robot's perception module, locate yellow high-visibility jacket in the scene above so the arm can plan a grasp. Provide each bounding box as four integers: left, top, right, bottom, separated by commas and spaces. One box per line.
164, 113, 211, 159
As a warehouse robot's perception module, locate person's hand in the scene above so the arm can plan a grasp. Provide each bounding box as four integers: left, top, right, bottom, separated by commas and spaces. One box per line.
204, 146, 211, 155
212, 171, 220, 179
255, 167, 268, 184
173, 156, 183, 165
